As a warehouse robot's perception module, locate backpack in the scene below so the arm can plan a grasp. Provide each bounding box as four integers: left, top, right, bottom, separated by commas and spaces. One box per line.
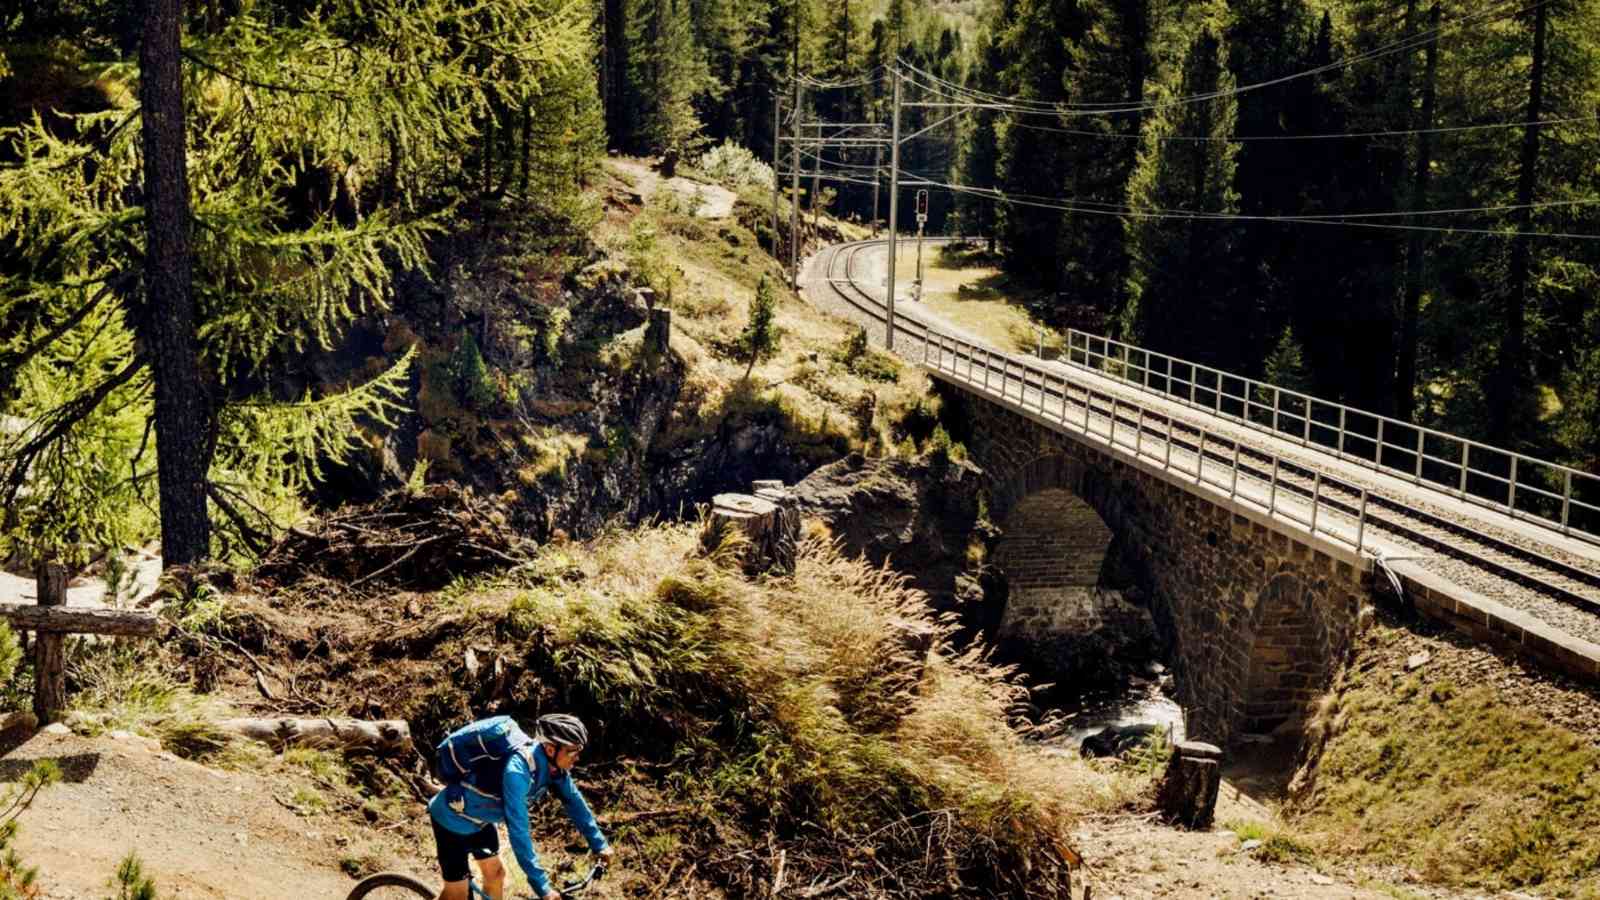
436, 716, 534, 809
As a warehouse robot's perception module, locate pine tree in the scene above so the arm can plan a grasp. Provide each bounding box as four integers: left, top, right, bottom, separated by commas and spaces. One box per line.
1120, 1, 1243, 364
995, 0, 1083, 288
740, 276, 783, 379
626, 0, 711, 168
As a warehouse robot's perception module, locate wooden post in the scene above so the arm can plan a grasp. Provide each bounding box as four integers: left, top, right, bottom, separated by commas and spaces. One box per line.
1156, 740, 1224, 829
33, 562, 68, 724
646, 307, 672, 355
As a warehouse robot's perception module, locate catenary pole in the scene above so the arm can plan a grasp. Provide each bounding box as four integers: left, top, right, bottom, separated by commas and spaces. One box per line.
885, 66, 901, 348
872, 142, 881, 236
811, 120, 822, 234
790, 84, 802, 288
771, 94, 781, 256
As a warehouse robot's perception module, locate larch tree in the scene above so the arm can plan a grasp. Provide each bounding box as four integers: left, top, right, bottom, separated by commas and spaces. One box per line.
0, 0, 593, 567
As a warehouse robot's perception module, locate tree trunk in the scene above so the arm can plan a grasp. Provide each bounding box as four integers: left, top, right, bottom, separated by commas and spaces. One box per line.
0, 603, 162, 637
31, 563, 67, 724
1156, 740, 1223, 829
141, 0, 213, 567
218, 717, 412, 754
1396, 2, 1440, 421
1493, 0, 1549, 443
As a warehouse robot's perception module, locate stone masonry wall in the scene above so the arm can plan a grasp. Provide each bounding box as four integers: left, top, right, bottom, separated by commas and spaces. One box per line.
942, 381, 1373, 745
993, 489, 1158, 683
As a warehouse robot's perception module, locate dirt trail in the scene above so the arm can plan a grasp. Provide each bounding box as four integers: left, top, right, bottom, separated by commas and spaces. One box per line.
606, 157, 737, 219
0, 549, 163, 608
6, 729, 425, 899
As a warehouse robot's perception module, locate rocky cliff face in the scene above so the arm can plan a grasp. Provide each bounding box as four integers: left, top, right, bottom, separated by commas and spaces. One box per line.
792, 454, 1001, 625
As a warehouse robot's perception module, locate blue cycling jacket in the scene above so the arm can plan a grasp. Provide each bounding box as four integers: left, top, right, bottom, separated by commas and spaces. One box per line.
428, 741, 609, 895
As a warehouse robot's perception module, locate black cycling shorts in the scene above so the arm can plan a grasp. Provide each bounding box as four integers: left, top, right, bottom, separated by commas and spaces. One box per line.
432, 818, 500, 882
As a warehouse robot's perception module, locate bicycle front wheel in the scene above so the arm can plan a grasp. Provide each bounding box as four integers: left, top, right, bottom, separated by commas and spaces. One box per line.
345, 871, 435, 900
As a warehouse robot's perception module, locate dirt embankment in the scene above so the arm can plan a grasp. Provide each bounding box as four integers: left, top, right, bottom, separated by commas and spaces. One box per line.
9, 728, 387, 899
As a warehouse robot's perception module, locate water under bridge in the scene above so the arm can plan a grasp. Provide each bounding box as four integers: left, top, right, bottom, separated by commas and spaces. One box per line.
801, 237, 1600, 746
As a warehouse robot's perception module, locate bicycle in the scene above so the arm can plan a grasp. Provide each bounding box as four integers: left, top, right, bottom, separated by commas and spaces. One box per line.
346, 858, 607, 900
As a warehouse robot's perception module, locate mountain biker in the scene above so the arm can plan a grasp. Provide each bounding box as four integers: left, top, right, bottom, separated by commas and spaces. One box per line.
427, 713, 613, 900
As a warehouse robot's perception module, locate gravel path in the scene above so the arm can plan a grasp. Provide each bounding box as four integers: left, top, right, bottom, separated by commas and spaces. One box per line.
801, 238, 1600, 649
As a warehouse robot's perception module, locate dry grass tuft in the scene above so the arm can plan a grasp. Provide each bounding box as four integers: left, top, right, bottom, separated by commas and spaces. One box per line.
478, 520, 1140, 898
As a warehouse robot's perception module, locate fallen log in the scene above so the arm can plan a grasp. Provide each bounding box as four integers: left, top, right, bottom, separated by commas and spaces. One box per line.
0, 602, 162, 637
217, 717, 412, 754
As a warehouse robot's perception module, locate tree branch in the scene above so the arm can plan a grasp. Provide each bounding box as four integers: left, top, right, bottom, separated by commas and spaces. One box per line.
0, 274, 134, 399
181, 49, 348, 98
206, 481, 272, 555
0, 357, 149, 509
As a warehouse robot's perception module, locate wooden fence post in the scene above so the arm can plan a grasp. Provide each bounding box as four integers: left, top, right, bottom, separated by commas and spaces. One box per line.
32, 562, 68, 724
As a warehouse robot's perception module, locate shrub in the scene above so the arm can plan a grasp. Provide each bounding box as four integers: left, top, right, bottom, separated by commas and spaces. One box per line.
696, 141, 776, 190
447, 333, 498, 411
738, 276, 782, 379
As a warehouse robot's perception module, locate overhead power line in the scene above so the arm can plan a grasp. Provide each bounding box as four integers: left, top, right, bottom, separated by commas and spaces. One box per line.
913, 174, 1600, 239
1002, 113, 1598, 143
896, 0, 1552, 118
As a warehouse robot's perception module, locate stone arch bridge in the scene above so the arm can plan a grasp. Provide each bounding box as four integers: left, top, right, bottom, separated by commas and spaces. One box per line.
948, 386, 1368, 746
804, 238, 1600, 749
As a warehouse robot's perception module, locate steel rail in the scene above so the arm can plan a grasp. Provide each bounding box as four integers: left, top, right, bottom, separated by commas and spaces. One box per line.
811, 238, 1600, 614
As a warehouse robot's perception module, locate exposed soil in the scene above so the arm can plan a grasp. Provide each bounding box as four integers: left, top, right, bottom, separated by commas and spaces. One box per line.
607, 157, 738, 219
6, 728, 421, 899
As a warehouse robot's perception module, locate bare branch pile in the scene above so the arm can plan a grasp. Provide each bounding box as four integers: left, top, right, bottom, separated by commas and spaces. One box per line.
255, 484, 534, 590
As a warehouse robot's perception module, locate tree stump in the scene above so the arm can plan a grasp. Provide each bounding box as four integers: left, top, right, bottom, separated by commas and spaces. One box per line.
751, 480, 801, 575
703, 487, 800, 576
646, 307, 672, 354
32, 562, 68, 724
1156, 740, 1224, 829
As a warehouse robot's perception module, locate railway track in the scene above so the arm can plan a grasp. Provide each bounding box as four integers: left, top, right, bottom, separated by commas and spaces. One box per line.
812, 238, 1600, 628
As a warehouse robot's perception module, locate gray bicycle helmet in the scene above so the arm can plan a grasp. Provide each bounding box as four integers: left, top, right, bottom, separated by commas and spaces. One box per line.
537, 713, 589, 749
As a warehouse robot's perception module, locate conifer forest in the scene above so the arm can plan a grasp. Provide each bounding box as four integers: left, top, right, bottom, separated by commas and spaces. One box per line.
2, 0, 1598, 559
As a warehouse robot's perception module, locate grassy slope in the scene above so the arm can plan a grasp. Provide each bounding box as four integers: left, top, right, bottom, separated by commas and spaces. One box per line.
896, 242, 1066, 357
147, 519, 1152, 899
1287, 618, 1600, 896
594, 161, 932, 458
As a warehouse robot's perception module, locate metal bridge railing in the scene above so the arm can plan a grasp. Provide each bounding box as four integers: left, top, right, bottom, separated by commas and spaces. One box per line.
921, 329, 1375, 558
1062, 330, 1600, 549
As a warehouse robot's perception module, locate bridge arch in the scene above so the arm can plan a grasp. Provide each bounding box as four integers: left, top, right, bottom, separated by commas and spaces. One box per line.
942, 382, 1373, 745
989, 455, 1167, 688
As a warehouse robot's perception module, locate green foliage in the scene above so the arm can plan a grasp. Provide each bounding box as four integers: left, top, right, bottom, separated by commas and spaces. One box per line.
0, 0, 598, 561
696, 141, 775, 190
925, 424, 966, 468
0, 623, 20, 689
0, 759, 62, 897
1123, 727, 1173, 778
1120, 2, 1241, 351
541, 307, 572, 365
625, 219, 676, 298
625, 0, 709, 161
448, 335, 498, 411
737, 275, 782, 379
112, 852, 157, 900
1263, 327, 1312, 394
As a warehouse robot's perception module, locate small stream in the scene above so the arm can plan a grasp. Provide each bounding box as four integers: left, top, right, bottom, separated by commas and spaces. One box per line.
1046, 664, 1188, 752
